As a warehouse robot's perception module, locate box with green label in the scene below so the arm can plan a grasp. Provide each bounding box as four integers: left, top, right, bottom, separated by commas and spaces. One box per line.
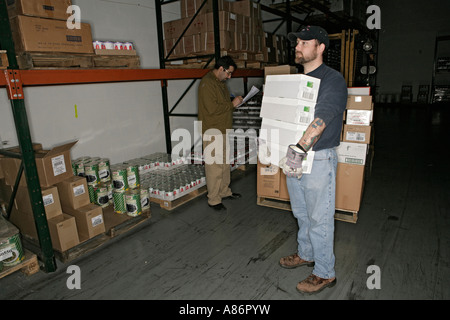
263, 74, 321, 103
260, 96, 316, 126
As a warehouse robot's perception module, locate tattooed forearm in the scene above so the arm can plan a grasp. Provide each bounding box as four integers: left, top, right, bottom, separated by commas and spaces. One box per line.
298, 118, 326, 152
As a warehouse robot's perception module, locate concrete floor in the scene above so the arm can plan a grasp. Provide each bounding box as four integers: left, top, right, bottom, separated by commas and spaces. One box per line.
1, 103, 449, 301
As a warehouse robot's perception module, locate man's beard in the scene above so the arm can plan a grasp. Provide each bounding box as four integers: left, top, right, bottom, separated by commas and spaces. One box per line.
295, 50, 318, 65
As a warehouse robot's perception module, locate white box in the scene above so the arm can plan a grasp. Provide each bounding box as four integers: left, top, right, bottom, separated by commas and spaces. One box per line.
347, 87, 371, 95
264, 74, 320, 103
259, 118, 308, 146
260, 96, 316, 126
258, 142, 315, 174
336, 142, 368, 165
346, 109, 372, 125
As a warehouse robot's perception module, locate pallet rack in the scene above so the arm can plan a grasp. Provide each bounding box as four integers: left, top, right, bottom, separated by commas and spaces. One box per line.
0, 0, 262, 273
1, 0, 367, 272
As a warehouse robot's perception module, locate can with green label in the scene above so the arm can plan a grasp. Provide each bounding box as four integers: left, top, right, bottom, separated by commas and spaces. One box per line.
88, 184, 96, 203
98, 158, 111, 182
126, 165, 140, 189
125, 189, 141, 217
140, 188, 150, 212
113, 190, 126, 214
112, 166, 128, 191
95, 185, 110, 208
0, 216, 25, 267
85, 162, 99, 186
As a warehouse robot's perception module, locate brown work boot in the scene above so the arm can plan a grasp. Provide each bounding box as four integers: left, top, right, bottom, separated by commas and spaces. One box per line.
296, 274, 337, 294
279, 253, 314, 269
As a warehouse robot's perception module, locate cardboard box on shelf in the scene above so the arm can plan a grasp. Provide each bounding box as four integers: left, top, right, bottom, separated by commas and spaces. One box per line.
180, 0, 231, 18
335, 163, 365, 212
56, 176, 90, 210
63, 203, 105, 241
256, 161, 289, 200
2, 141, 77, 187
10, 15, 94, 54
6, 0, 72, 20
0, 50, 9, 70
342, 124, 372, 144
347, 95, 373, 110
264, 74, 320, 103
15, 185, 63, 219
47, 213, 80, 252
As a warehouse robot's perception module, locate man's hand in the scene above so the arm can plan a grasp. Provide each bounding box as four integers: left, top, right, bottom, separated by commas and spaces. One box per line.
232, 96, 243, 107
279, 156, 303, 179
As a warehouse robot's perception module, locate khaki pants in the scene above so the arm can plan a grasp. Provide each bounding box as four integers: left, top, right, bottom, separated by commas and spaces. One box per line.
203, 133, 232, 206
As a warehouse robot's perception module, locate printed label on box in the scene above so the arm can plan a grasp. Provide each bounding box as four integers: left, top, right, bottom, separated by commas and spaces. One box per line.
346, 132, 366, 142
91, 214, 103, 227
51, 155, 66, 176
73, 185, 86, 197
43, 194, 54, 206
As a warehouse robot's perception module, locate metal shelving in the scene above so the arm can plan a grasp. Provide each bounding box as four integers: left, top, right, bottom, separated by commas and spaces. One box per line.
0, 0, 262, 272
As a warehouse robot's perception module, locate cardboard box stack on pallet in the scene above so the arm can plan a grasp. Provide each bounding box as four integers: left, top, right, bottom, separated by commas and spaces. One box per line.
6, 0, 139, 69
164, 0, 288, 68
257, 65, 319, 201
335, 87, 374, 218
0, 141, 106, 253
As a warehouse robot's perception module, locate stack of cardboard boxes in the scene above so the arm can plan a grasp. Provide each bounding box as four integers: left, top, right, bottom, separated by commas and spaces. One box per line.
164, 0, 288, 66
0, 141, 105, 252
256, 65, 320, 200
7, 0, 94, 55
335, 87, 373, 213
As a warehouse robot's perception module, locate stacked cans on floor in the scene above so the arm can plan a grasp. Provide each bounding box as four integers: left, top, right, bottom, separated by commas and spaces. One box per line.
140, 164, 206, 201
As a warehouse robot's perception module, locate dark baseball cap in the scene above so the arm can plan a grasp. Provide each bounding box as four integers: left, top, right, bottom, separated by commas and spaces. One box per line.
288, 25, 329, 49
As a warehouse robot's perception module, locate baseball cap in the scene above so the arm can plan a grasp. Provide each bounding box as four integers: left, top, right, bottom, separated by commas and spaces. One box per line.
288, 25, 329, 49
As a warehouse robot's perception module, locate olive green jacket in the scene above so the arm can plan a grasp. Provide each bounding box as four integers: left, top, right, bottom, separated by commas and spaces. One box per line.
198, 71, 234, 134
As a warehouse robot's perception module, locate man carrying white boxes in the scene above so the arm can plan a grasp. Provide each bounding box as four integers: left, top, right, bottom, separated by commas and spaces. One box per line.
260, 26, 347, 294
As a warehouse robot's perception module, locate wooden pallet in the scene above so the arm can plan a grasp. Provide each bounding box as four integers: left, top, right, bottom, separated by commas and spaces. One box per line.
0, 249, 40, 279
16, 52, 140, 70
257, 196, 359, 223
334, 209, 358, 224
151, 185, 207, 211
21, 206, 151, 263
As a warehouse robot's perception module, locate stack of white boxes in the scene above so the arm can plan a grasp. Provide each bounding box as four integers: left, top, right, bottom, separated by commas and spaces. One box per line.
258, 74, 321, 174
336, 87, 373, 213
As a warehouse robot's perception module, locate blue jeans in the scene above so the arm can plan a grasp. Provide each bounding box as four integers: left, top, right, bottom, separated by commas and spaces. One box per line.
286, 148, 337, 279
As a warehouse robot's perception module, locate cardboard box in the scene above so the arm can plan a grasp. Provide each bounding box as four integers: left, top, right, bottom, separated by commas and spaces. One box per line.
260, 96, 315, 126
15, 185, 63, 219
47, 213, 80, 252
259, 118, 307, 147
342, 124, 372, 144
347, 95, 373, 110
7, 0, 72, 20
9, 208, 39, 239
346, 109, 372, 125
335, 163, 365, 212
2, 141, 77, 187
180, 0, 231, 18
63, 203, 105, 241
199, 31, 234, 52
0, 50, 9, 70
10, 15, 94, 54
336, 142, 368, 165
348, 87, 371, 96
264, 65, 297, 80
256, 161, 289, 200
230, 0, 261, 19
56, 176, 90, 210
264, 74, 320, 103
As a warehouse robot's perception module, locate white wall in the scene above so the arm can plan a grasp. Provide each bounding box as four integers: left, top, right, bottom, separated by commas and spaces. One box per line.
0, 0, 264, 164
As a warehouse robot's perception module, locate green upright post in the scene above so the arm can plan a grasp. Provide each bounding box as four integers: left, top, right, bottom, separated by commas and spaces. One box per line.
0, 0, 57, 272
